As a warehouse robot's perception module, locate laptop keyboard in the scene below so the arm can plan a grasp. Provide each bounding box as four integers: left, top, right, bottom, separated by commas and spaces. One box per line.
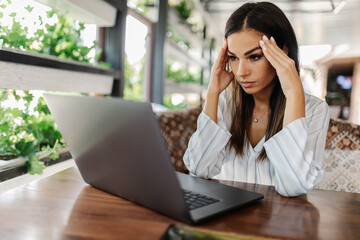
182, 189, 220, 210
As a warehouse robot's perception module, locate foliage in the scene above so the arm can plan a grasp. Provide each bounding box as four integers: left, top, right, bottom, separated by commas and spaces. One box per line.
124, 55, 145, 101
167, 26, 191, 49
172, 0, 192, 20
0, 4, 96, 62
163, 94, 190, 110
131, 0, 155, 15
0, 1, 97, 174
36, 13, 96, 62
0, 90, 64, 174
166, 60, 201, 84
170, 0, 203, 36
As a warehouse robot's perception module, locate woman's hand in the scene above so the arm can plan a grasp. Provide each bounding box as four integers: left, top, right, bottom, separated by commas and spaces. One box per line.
203, 39, 234, 124
259, 35, 303, 98
208, 39, 234, 96
259, 35, 305, 127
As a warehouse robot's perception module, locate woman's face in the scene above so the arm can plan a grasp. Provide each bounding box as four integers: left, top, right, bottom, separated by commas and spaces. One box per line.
227, 29, 277, 96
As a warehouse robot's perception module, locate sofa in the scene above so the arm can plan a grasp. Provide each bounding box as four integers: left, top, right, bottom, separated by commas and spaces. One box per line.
156, 106, 360, 194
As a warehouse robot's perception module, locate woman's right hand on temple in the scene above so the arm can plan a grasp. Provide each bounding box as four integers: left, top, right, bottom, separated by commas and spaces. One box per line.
208, 38, 234, 96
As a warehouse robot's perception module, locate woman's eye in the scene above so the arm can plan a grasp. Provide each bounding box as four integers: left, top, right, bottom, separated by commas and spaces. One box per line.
229, 56, 237, 61
249, 54, 262, 61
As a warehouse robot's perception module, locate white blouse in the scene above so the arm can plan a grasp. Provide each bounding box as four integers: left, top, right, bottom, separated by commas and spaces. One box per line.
183, 91, 330, 197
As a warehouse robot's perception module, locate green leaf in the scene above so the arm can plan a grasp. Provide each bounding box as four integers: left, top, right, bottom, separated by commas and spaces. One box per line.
95, 49, 103, 61
23, 92, 34, 107
98, 61, 112, 69
35, 28, 45, 36
38, 16, 43, 25
27, 154, 45, 175
12, 91, 20, 101
49, 150, 59, 160
0, 4, 6, 9
0, 122, 10, 132
9, 108, 23, 118
34, 97, 51, 114
15, 139, 38, 157
25, 5, 34, 13
46, 10, 55, 18
9, 12, 16, 17
0, 89, 9, 100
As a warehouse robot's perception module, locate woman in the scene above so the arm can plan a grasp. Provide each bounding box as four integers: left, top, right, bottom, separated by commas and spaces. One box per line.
183, 2, 329, 197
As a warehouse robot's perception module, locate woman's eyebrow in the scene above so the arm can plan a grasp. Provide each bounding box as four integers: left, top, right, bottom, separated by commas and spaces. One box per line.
227, 49, 236, 56
227, 46, 262, 56
244, 46, 261, 56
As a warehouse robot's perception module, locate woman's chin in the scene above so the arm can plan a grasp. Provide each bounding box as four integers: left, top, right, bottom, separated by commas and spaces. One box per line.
240, 87, 258, 95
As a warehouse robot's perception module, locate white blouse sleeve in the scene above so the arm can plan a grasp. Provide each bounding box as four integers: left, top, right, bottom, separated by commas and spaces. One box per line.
263, 97, 330, 197
183, 93, 232, 179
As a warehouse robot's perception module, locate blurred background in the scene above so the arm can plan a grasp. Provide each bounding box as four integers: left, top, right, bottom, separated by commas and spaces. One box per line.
1, 0, 359, 120
125, 0, 360, 122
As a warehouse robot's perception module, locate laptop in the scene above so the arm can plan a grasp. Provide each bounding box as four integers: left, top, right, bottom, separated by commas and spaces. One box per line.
43, 93, 263, 225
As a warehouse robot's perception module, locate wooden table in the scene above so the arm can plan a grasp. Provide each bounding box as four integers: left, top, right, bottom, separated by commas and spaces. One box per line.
0, 167, 359, 240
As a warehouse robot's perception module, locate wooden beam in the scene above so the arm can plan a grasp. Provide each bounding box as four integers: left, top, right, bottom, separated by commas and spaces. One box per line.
0, 61, 113, 94
35, 0, 117, 26
0, 48, 117, 76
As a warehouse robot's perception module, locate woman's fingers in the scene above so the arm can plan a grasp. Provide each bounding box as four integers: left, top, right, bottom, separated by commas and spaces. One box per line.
259, 35, 302, 96
264, 36, 289, 62
208, 38, 233, 94
219, 40, 229, 69
260, 37, 285, 69
259, 36, 297, 76
213, 39, 229, 74
259, 40, 281, 69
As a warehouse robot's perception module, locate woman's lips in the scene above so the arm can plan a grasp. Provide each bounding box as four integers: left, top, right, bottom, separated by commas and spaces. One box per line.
240, 81, 255, 88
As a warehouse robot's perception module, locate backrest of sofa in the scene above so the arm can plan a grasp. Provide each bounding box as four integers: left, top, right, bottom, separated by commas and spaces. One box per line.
326, 119, 360, 150
156, 106, 202, 173
318, 119, 360, 193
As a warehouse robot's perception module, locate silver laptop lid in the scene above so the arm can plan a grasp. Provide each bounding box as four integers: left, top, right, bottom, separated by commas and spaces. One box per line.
43, 93, 191, 222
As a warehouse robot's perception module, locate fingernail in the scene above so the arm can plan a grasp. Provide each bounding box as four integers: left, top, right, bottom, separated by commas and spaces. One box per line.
259, 40, 267, 50
263, 35, 269, 41
270, 37, 275, 42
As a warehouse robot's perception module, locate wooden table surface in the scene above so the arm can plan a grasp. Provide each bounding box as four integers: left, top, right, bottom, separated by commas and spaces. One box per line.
0, 166, 359, 240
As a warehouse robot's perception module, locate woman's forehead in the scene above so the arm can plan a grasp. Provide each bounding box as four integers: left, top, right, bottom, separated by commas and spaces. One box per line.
227, 29, 264, 54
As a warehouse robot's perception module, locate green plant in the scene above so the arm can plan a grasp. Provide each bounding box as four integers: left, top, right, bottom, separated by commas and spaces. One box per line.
0, 3, 96, 62
0, 90, 64, 174
124, 55, 145, 101
167, 26, 191, 49
132, 0, 155, 15
163, 94, 190, 110
0, 1, 99, 174
166, 60, 200, 84
173, 0, 192, 20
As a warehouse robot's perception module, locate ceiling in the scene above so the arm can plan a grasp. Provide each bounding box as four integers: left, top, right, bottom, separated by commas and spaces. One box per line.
199, 0, 360, 58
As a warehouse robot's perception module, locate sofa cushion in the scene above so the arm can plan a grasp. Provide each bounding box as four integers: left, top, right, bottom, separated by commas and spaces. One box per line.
156, 106, 202, 173
315, 149, 360, 193
326, 119, 360, 150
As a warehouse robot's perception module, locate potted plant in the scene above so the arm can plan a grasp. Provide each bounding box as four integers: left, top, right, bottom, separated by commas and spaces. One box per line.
0, 90, 67, 174
0, 1, 100, 175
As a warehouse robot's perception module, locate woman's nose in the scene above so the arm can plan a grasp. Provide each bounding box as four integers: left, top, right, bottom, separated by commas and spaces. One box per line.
236, 60, 249, 78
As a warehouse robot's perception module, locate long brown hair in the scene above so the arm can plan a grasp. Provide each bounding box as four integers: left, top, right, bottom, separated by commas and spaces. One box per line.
225, 2, 300, 160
